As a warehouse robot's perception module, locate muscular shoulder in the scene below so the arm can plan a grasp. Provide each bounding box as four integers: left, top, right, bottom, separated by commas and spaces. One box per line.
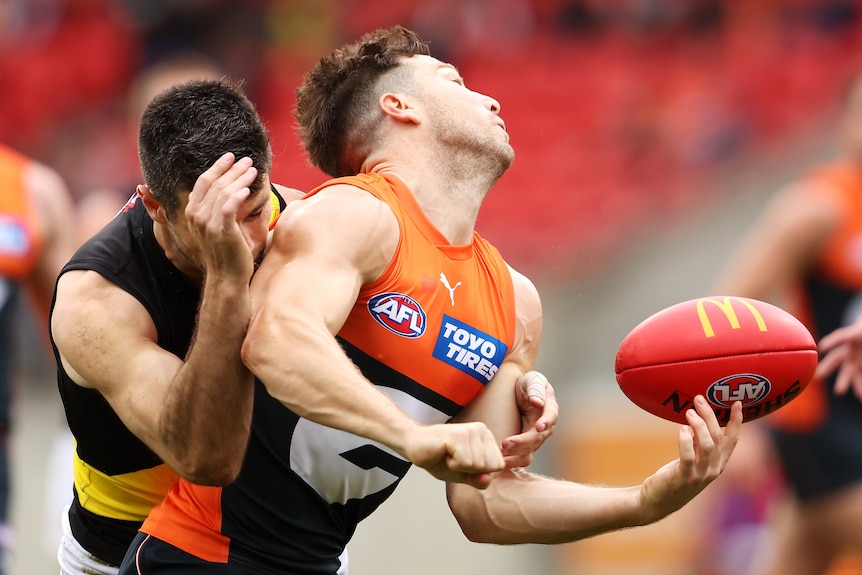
52, 270, 157, 388
270, 183, 400, 283
272, 183, 305, 202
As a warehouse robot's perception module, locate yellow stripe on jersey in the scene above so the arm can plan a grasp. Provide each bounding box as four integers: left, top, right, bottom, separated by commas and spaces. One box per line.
269, 188, 282, 230
73, 448, 178, 521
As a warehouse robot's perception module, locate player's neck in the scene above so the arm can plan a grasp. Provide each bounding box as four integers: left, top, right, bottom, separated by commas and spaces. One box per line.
368, 164, 483, 245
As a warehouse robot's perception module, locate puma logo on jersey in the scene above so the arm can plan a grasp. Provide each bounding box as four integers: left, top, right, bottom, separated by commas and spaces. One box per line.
433, 315, 507, 383
439, 273, 461, 306
368, 292, 427, 338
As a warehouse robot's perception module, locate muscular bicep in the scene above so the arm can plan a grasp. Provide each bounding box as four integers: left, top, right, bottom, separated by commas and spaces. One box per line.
245, 185, 399, 393
52, 271, 182, 450
250, 185, 398, 334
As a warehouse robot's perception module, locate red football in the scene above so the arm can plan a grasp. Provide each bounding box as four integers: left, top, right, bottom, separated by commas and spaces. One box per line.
615, 296, 817, 425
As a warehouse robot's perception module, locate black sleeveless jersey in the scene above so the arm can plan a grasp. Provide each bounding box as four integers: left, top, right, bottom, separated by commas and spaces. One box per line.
50, 194, 198, 565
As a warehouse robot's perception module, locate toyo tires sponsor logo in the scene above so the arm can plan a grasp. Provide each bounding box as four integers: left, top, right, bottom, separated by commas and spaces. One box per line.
368, 292, 426, 338
707, 373, 771, 408
433, 315, 507, 384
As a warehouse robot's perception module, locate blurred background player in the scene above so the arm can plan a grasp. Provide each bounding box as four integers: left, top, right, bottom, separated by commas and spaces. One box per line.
710, 72, 862, 575
0, 143, 78, 573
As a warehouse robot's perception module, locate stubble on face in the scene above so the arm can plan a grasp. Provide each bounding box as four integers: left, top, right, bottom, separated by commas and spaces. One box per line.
166, 220, 206, 277
425, 93, 514, 183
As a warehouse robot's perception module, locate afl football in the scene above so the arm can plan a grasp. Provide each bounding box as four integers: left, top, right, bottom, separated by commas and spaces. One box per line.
615, 296, 817, 425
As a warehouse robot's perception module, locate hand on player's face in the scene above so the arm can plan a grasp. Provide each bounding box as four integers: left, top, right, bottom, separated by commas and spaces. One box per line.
501, 371, 558, 468
184, 152, 262, 281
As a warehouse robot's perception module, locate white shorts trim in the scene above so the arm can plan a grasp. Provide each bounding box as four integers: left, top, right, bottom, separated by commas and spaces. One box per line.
57, 504, 119, 575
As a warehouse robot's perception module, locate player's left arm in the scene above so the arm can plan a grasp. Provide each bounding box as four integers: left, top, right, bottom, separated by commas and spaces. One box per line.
446, 269, 742, 544
23, 159, 79, 333
460, 266, 556, 468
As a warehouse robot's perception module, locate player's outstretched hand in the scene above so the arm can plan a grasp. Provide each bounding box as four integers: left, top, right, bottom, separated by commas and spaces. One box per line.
185, 152, 260, 282
404, 422, 505, 489
502, 371, 558, 468
639, 396, 742, 522
817, 321, 862, 401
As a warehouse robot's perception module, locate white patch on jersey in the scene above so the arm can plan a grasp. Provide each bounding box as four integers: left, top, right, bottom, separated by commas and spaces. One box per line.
290, 387, 449, 505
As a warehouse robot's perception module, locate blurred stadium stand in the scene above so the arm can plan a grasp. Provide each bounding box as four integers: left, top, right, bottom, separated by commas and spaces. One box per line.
2, 0, 861, 280
4, 2, 862, 575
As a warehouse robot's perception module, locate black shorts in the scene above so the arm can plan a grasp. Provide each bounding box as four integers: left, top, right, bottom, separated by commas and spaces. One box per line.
119, 533, 305, 575
770, 393, 862, 502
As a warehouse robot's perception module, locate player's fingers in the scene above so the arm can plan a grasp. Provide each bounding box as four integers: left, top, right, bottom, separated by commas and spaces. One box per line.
686, 400, 716, 468
725, 401, 743, 439
501, 423, 552, 464
219, 179, 254, 221
719, 402, 743, 465
818, 324, 858, 352
519, 371, 548, 403
448, 424, 504, 473
188, 152, 235, 206
502, 453, 532, 469
692, 395, 723, 442
458, 471, 493, 490
536, 382, 559, 431
676, 423, 696, 473
191, 156, 255, 220
834, 364, 853, 396
815, 345, 849, 381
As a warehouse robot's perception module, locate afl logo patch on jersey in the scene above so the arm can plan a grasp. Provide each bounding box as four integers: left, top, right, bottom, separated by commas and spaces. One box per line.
707, 373, 771, 409
433, 315, 507, 383
368, 292, 427, 338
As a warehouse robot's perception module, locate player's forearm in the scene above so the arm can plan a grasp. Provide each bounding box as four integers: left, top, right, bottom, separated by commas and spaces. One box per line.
159, 276, 254, 485
448, 470, 652, 545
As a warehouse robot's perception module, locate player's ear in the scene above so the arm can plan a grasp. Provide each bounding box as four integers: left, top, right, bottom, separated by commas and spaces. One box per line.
137, 184, 168, 224
380, 93, 420, 125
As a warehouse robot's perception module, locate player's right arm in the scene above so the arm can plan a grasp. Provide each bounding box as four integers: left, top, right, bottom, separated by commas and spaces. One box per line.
243, 184, 505, 488
52, 275, 241, 485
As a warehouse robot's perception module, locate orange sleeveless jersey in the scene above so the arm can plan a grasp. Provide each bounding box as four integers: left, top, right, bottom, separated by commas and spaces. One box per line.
0, 144, 43, 279
770, 161, 862, 431
140, 173, 517, 569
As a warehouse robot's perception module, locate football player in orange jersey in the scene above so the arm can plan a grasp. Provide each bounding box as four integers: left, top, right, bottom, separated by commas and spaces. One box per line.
0, 143, 78, 573
710, 73, 862, 575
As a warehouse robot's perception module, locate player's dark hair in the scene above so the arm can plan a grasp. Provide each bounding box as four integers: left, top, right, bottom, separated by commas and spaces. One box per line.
138, 78, 272, 218
294, 26, 431, 177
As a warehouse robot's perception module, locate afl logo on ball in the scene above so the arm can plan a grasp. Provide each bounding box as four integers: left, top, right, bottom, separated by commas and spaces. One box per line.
707, 373, 772, 408
368, 292, 427, 338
